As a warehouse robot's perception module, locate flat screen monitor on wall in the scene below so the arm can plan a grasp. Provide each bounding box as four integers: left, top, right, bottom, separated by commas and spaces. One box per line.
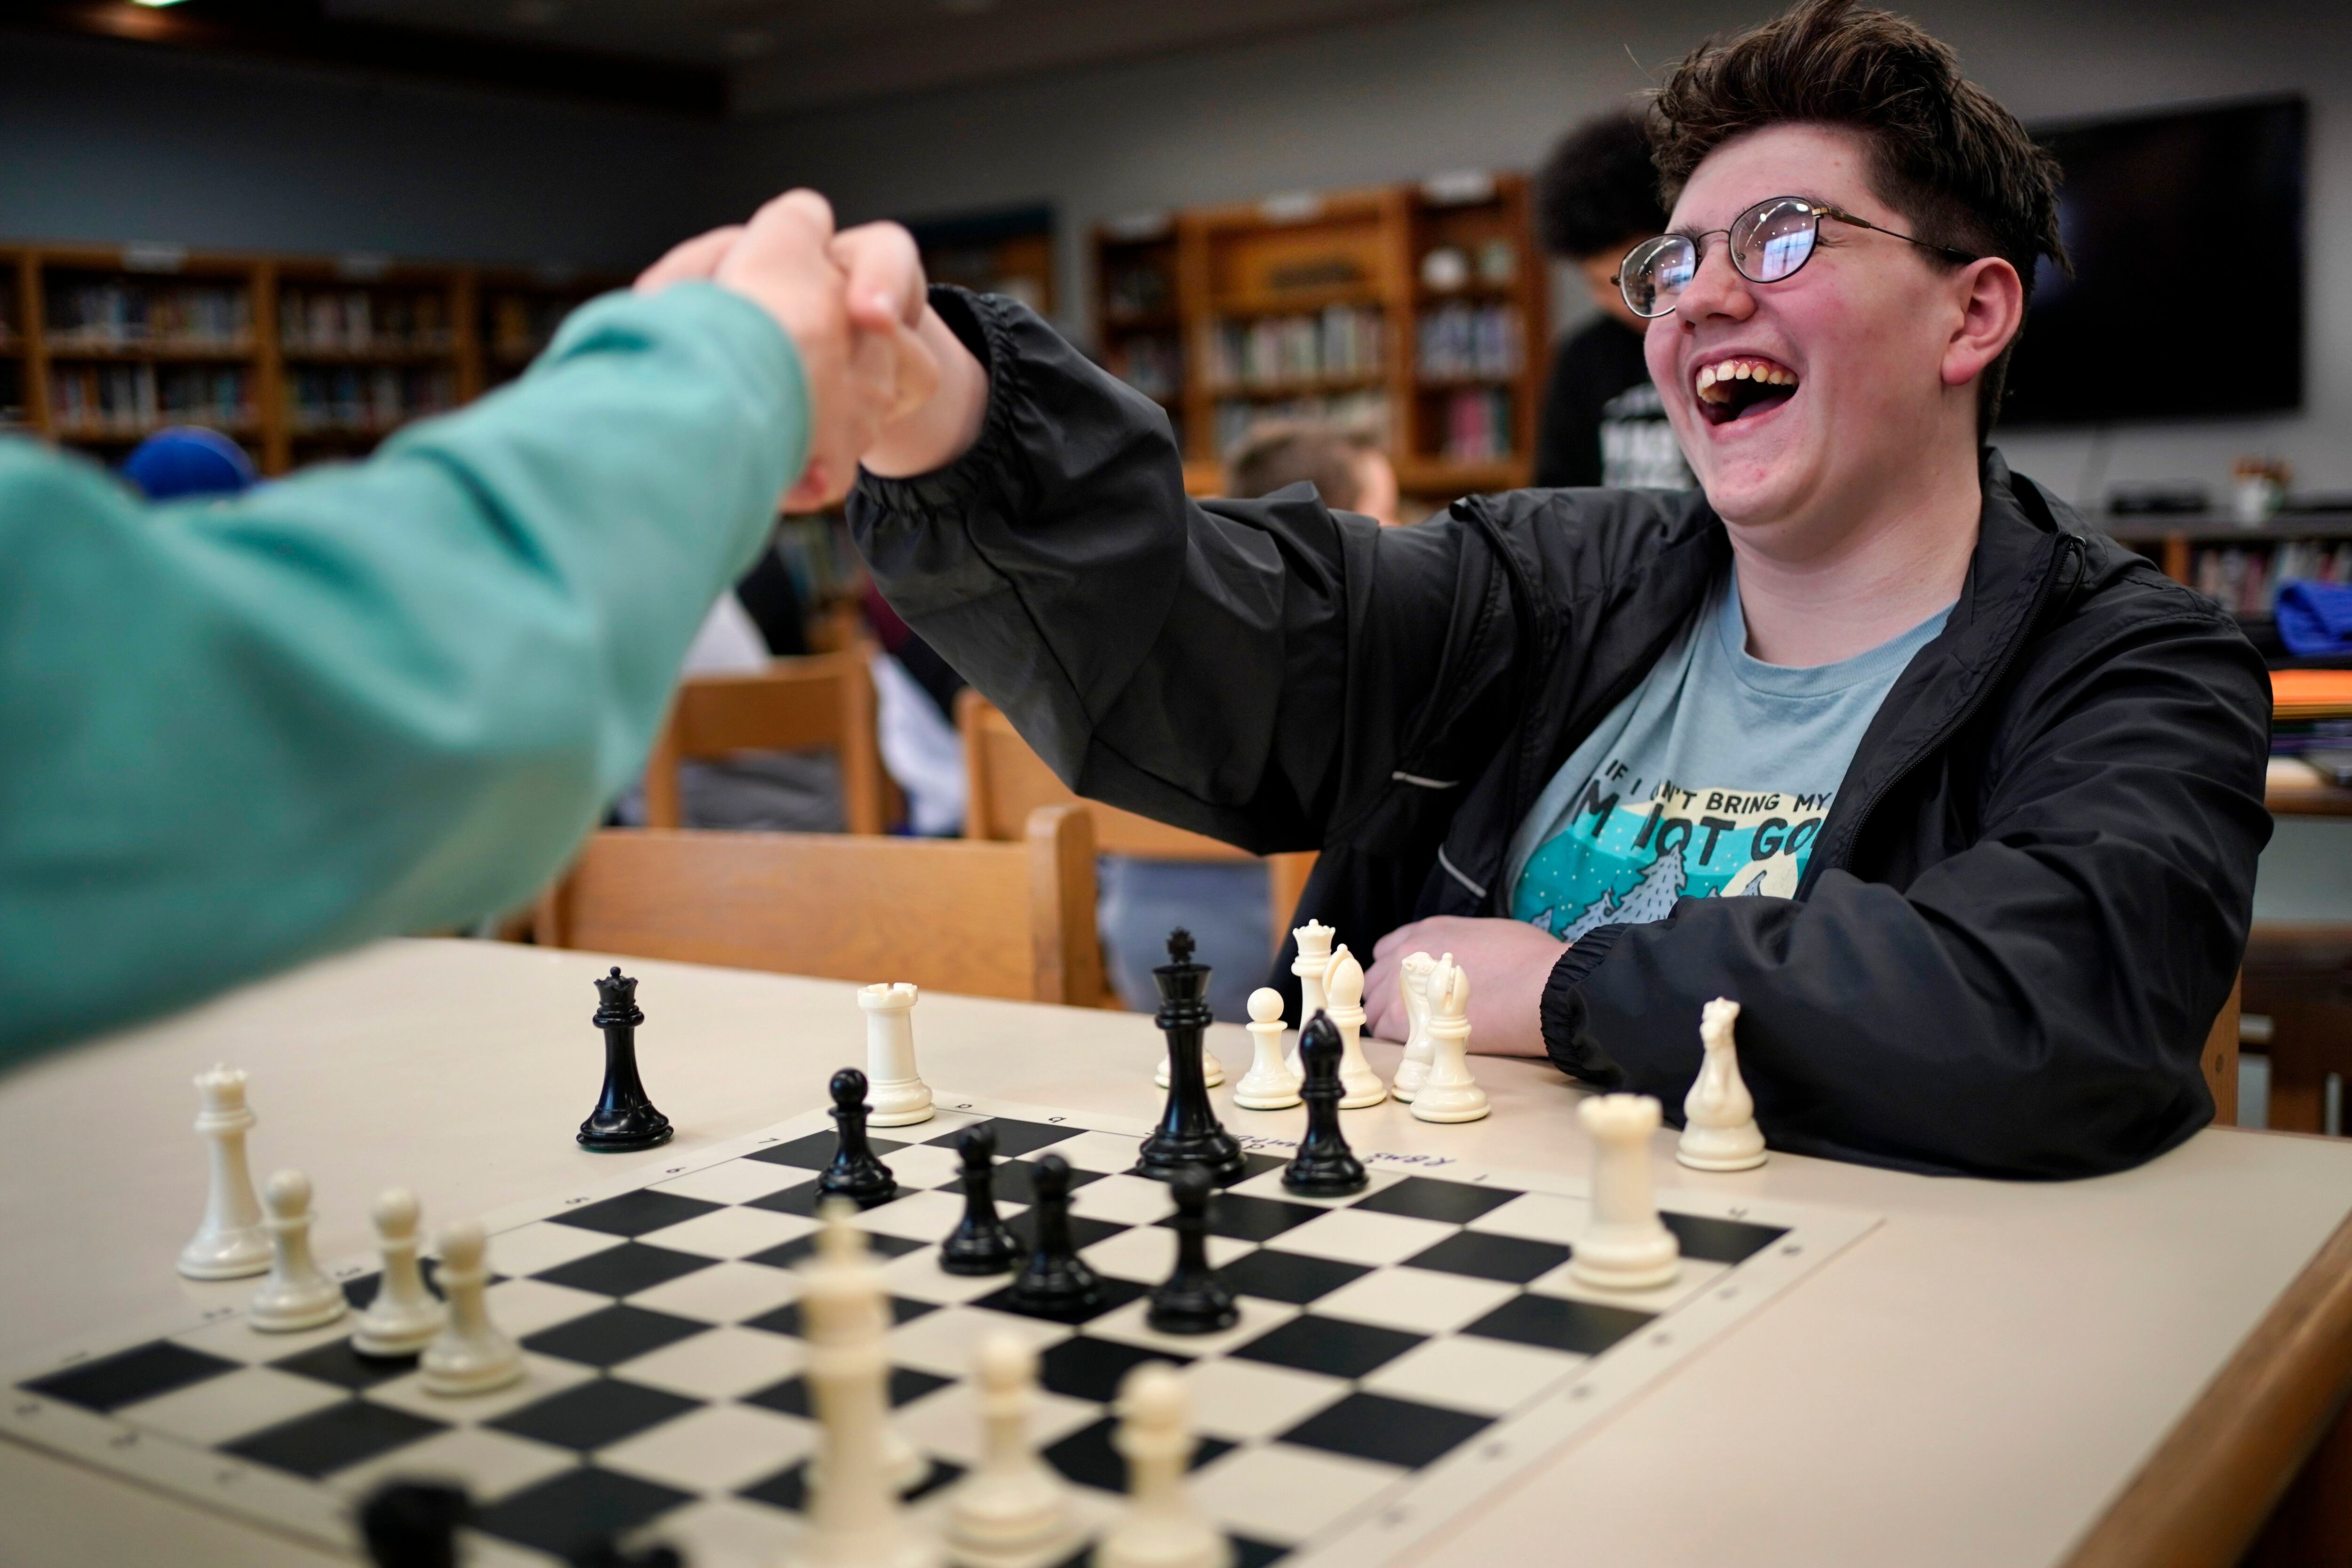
1999, 95, 2305, 428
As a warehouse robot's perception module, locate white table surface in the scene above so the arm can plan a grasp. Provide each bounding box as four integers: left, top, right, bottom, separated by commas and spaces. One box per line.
3, 937, 2349, 1568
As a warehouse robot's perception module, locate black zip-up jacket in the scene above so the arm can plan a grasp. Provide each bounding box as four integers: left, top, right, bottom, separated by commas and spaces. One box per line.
850, 289, 2273, 1180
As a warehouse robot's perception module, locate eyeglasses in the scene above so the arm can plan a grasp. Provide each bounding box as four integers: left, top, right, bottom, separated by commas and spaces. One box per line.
1613, 195, 1979, 319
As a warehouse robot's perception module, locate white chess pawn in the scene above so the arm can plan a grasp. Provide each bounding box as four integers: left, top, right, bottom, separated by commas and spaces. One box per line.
948, 1334, 1074, 1560
1152, 991, 1226, 1095
1389, 953, 1438, 1103
1678, 998, 1768, 1172
1231, 987, 1302, 1110
1319, 945, 1386, 1109
1095, 1362, 1231, 1568
1409, 955, 1489, 1124
859, 983, 935, 1128
421, 1220, 524, 1395
248, 1170, 347, 1332
352, 1188, 448, 1358
1570, 1095, 1681, 1291
179, 1065, 271, 1280
1284, 920, 1337, 1077
792, 1205, 940, 1568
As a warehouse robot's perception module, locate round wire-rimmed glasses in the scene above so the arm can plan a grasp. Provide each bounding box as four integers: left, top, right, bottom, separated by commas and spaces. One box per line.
1613, 195, 1979, 319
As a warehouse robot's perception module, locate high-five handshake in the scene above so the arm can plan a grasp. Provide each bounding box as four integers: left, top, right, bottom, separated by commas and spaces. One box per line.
631, 190, 989, 508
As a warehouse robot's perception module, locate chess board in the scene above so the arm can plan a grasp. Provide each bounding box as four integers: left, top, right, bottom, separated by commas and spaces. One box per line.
1, 1095, 1877, 1568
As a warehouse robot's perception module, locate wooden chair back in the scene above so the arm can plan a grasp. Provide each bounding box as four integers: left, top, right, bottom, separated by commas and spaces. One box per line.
2206, 973, 2242, 1127
644, 653, 887, 836
956, 690, 1317, 938
535, 805, 1104, 1005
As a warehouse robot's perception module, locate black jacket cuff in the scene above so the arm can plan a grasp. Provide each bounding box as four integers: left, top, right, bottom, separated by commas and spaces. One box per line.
852, 285, 1017, 516
1541, 924, 1628, 1087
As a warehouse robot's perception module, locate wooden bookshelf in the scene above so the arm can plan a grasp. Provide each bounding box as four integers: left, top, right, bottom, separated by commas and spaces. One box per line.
476, 267, 618, 393
1094, 171, 1546, 501
0, 240, 622, 476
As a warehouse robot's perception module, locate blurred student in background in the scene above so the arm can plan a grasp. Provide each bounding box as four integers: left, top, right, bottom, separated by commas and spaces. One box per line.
121, 426, 258, 501
1532, 110, 1693, 490
1226, 421, 1403, 526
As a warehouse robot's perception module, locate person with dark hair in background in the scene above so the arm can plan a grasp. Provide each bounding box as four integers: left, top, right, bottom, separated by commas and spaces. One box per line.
1533, 110, 1692, 490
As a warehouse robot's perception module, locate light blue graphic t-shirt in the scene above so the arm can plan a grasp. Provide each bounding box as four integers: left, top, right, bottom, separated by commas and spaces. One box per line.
1506, 568, 1951, 942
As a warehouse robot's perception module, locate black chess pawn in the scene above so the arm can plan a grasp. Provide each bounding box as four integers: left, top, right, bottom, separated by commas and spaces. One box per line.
940, 1124, 1017, 1275
1283, 1011, 1368, 1197
1134, 929, 1248, 1187
1007, 1153, 1100, 1317
359, 1478, 469, 1568
568, 1537, 683, 1568
815, 1067, 897, 1206
1148, 1164, 1238, 1335
578, 968, 672, 1152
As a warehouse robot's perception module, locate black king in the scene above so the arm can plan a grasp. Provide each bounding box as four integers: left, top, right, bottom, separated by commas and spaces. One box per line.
1133, 929, 1248, 1186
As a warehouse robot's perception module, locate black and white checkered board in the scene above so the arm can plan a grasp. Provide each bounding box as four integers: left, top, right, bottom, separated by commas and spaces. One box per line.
3, 1096, 1875, 1568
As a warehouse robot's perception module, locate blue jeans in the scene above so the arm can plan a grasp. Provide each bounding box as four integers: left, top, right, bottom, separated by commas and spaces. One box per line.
1096, 857, 1271, 1024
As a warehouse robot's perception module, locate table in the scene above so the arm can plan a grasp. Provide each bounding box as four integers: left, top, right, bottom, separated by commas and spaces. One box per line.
6, 938, 2352, 1568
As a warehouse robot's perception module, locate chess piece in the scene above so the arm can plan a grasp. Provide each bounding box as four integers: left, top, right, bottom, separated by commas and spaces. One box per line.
421, 1219, 524, 1394
1134, 931, 1247, 1187
1388, 953, 1438, 1103
178, 1064, 271, 1280
947, 1333, 1075, 1561
353, 1187, 448, 1357
792, 1208, 941, 1568
1006, 1154, 1100, 1318
1230, 987, 1301, 1110
859, 982, 935, 1128
1319, 944, 1386, 1108
1678, 997, 1768, 1171
358, 1478, 469, 1568
1409, 955, 1490, 1124
817, 1068, 898, 1206
1153, 1029, 1226, 1093
1570, 1095, 1681, 1291
940, 1125, 1018, 1275
1284, 920, 1337, 1077
249, 1170, 347, 1332
1281, 1014, 1367, 1197
577, 967, 672, 1152
568, 1538, 683, 1568
1094, 1363, 1231, 1568
1148, 1165, 1237, 1335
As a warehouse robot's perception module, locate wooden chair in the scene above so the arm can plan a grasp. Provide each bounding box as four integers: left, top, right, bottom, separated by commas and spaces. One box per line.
2207, 974, 2242, 1126
956, 691, 1317, 946
534, 805, 1105, 1005
644, 653, 888, 836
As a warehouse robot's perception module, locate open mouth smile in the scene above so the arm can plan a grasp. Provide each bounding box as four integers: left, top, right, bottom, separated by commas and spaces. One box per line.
1693, 355, 1799, 427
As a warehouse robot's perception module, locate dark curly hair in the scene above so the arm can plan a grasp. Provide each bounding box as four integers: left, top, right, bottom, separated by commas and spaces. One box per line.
1536, 111, 1666, 262
1649, 0, 2068, 430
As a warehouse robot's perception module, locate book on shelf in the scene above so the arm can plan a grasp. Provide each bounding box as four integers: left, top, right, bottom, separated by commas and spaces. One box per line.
1213, 389, 1391, 458
288, 365, 456, 434
1439, 387, 1514, 463
279, 288, 453, 354
44, 278, 252, 350
1416, 302, 1523, 379
2191, 540, 2352, 618
1206, 306, 1383, 390
48, 363, 251, 436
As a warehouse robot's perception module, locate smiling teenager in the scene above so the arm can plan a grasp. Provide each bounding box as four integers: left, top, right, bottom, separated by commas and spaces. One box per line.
843, 0, 2272, 1178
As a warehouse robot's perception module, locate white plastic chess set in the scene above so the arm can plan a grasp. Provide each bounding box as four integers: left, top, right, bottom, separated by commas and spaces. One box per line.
1, 931, 1874, 1568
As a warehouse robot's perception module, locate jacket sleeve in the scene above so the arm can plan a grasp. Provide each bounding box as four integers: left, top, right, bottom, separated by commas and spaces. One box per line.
849, 288, 1510, 855
1542, 591, 2272, 1179
0, 281, 805, 1061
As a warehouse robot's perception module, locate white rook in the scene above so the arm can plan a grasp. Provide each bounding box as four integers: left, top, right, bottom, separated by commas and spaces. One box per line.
858, 982, 934, 1128
1571, 1095, 1681, 1291
178, 1065, 271, 1281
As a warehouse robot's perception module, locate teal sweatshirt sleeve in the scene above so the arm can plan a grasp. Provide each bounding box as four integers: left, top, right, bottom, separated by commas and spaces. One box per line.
0, 280, 807, 1062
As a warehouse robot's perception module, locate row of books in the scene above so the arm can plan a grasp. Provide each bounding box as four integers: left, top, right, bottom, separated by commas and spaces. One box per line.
1108, 337, 1182, 402
1205, 307, 1385, 390
1213, 390, 1391, 460
1438, 387, 1515, 463
49, 364, 251, 434
1416, 302, 1524, 380
288, 366, 456, 434
2192, 541, 2352, 618
1103, 264, 1173, 321
46, 280, 252, 349
279, 290, 453, 355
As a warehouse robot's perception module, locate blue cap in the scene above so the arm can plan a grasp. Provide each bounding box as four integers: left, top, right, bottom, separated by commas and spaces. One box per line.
121, 427, 258, 501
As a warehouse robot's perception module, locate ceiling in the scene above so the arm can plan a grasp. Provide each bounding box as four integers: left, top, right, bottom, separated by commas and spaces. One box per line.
322, 0, 1449, 116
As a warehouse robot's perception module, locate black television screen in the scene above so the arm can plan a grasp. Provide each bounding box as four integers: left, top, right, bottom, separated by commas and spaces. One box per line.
2000, 96, 2305, 428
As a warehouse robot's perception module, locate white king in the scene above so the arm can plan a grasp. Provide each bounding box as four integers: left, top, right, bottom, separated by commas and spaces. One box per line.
858, 982, 934, 1128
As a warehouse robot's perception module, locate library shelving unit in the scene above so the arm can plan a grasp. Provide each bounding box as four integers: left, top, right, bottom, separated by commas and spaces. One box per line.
0, 240, 626, 477
2100, 511, 2352, 667
1093, 170, 1545, 501
911, 206, 1057, 322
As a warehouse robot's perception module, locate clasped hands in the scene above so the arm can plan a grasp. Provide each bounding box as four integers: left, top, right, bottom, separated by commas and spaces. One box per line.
636, 189, 986, 511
